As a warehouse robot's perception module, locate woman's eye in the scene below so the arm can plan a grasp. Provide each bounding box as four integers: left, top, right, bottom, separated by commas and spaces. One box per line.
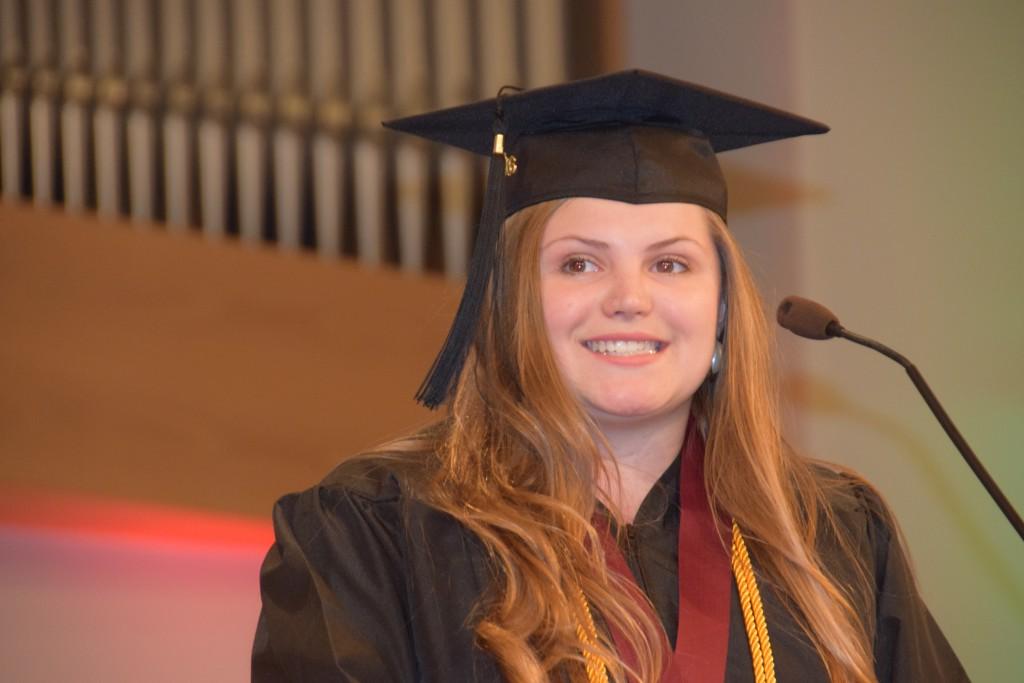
653, 259, 687, 274
562, 257, 597, 274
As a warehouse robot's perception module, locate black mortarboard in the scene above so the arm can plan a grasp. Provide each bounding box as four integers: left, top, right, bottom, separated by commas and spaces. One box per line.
384, 69, 828, 408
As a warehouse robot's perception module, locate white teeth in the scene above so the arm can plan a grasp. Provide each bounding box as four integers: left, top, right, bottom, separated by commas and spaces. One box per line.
584, 340, 661, 356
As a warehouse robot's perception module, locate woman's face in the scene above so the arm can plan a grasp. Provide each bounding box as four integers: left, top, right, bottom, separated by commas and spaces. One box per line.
539, 198, 721, 426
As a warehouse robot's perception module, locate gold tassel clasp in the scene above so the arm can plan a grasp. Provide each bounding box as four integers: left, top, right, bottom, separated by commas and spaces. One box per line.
493, 133, 517, 176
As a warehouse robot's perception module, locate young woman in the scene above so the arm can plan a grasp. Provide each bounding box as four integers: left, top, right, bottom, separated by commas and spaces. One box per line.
252, 71, 967, 682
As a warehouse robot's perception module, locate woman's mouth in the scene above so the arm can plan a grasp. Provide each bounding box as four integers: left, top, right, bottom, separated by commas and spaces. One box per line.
582, 339, 665, 356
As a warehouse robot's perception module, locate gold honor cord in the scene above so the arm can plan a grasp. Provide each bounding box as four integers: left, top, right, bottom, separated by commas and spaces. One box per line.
576, 585, 612, 683
575, 523, 775, 683
730, 522, 776, 683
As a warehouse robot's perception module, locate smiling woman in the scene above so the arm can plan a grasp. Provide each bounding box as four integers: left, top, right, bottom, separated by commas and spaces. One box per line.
540, 200, 719, 425
539, 199, 721, 522
252, 71, 967, 682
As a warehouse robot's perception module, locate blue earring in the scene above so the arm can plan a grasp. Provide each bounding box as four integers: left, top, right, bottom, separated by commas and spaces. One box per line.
710, 341, 723, 375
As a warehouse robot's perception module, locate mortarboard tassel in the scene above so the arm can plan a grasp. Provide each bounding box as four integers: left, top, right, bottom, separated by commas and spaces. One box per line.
415, 114, 514, 408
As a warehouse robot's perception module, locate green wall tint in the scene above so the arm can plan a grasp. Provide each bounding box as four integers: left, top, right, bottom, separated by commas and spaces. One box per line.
793, 6, 1023, 682
627, 2, 1023, 680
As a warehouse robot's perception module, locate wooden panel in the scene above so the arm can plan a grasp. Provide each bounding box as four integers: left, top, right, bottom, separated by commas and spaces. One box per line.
0, 202, 458, 518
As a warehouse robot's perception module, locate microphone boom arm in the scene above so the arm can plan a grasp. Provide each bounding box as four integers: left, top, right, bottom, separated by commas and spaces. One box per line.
833, 323, 1024, 543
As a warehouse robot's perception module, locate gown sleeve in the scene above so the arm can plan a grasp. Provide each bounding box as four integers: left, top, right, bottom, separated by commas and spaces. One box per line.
860, 487, 971, 682
251, 481, 418, 682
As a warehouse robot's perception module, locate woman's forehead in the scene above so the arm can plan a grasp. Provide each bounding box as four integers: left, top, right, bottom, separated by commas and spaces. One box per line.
542, 198, 715, 246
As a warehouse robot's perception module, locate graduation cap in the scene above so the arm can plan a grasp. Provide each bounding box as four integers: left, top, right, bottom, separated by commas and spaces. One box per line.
383, 69, 828, 408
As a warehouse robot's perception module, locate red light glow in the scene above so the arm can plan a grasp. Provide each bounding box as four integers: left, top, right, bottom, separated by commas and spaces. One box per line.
0, 486, 274, 552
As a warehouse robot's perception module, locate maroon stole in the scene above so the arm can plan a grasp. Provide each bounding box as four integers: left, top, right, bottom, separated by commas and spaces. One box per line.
598, 417, 732, 682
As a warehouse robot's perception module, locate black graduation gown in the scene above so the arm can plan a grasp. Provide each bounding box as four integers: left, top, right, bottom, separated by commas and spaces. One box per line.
252, 456, 969, 682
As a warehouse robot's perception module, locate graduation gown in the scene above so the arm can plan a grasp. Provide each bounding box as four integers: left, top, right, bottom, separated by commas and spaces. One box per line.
252, 456, 969, 682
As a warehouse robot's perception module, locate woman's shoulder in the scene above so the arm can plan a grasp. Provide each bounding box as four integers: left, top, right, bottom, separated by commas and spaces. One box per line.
267, 451, 440, 545
810, 461, 891, 526
256, 448, 498, 681
805, 466, 969, 680
312, 426, 445, 503
317, 452, 430, 502
805, 462, 898, 572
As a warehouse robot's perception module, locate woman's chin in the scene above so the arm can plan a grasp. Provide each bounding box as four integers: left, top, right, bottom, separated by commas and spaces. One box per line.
583, 396, 690, 426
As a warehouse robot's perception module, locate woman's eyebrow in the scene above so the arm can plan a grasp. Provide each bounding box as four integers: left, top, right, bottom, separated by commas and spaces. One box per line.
542, 235, 609, 250
644, 236, 700, 251
541, 235, 703, 251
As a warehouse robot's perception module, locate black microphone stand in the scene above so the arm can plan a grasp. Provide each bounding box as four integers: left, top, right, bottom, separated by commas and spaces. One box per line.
825, 320, 1024, 543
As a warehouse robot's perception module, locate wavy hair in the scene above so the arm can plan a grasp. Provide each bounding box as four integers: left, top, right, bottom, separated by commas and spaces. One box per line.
377, 200, 879, 682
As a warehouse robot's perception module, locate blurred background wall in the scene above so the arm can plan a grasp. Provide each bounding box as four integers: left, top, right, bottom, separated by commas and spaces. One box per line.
1, 1, 1021, 681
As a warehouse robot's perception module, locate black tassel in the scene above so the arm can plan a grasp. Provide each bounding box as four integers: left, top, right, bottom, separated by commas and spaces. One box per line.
415, 141, 508, 408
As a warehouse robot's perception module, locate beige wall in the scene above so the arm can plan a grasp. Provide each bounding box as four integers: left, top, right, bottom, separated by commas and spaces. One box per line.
0, 201, 459, 681
0, 202, 455, 517
626, 2, 1024, 681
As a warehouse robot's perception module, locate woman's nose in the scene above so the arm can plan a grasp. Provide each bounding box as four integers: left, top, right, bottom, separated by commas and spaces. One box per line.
601, 269, 652, 319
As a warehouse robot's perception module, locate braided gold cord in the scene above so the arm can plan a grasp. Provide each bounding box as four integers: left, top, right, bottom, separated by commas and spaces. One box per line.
731, 523, 776, 683
575, 586, 611, 683
732, 559, 767, 680
575, 523, 775, 683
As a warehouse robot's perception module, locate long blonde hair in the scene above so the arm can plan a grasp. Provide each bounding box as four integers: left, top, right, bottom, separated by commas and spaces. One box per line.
376, 200, 878, 682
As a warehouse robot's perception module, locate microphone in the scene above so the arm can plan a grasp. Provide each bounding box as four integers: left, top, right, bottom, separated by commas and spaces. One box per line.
777, 296, 840, 340
777, 295, 1024, 543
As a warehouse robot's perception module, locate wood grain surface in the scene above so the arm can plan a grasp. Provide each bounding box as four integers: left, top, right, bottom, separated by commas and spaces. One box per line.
0, 201, 457, 519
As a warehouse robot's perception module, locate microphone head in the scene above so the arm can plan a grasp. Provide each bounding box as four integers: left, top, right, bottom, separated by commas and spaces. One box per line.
777, 296, 841, 340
